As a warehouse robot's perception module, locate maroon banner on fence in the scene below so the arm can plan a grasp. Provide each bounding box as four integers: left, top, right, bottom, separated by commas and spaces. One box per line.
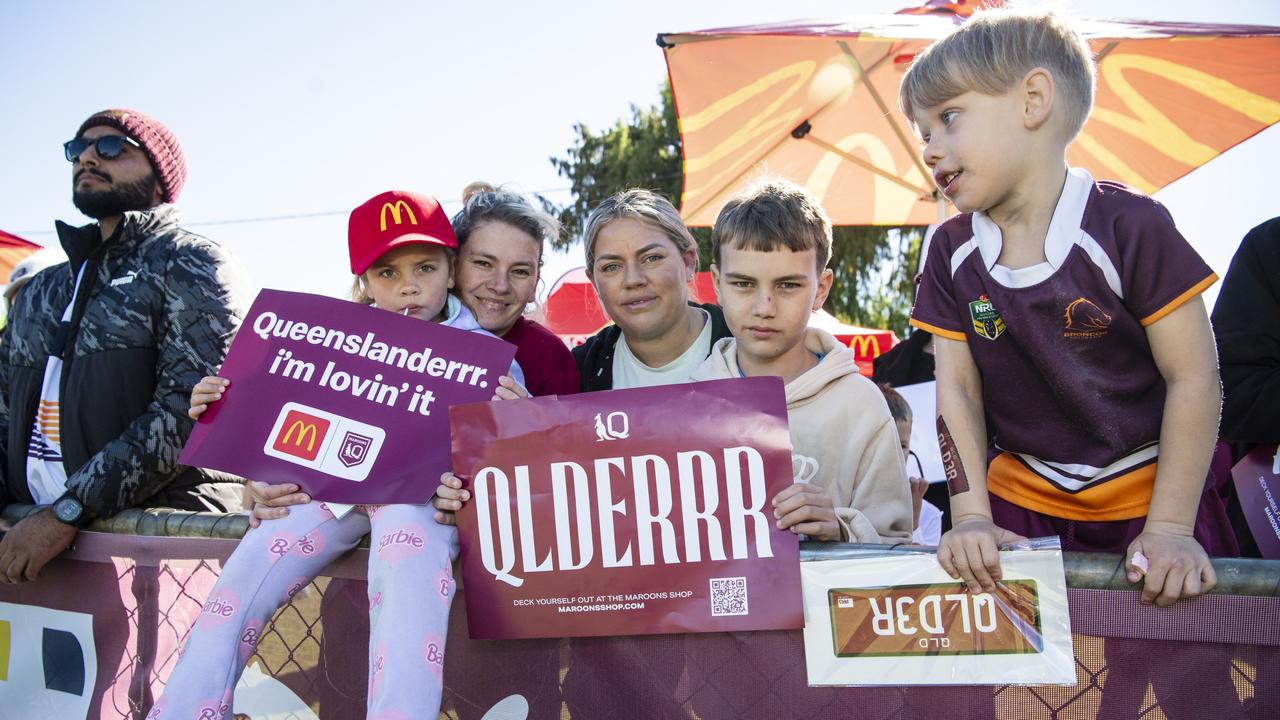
2, 532, 1279, 719
449, 377, 804, 640
181, 289, 515, 505
1232, 444, 1280, 559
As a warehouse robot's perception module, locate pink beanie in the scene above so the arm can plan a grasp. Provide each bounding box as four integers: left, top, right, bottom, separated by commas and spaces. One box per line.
77, 109, 187, 203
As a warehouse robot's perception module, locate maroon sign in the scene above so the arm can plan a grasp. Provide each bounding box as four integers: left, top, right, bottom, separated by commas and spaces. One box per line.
1231, 444, 1280, 559
449, 377, 804, 639
181, 289, 515, 505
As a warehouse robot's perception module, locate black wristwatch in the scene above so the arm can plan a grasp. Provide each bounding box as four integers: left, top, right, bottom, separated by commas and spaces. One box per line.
52, 492, 90, 528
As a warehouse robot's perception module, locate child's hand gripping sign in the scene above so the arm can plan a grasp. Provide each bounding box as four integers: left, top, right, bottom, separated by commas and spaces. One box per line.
180, 289, 515, 505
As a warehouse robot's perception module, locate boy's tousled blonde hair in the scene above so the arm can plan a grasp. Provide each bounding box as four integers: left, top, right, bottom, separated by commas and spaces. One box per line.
899, 7, 1096, 141
712, 177, 833, 272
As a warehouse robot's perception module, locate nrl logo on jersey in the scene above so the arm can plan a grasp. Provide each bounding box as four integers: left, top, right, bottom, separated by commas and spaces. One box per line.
969, 294, 1005, 340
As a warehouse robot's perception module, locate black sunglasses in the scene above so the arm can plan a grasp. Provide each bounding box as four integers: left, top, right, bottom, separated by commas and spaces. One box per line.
63, 135, 142, 163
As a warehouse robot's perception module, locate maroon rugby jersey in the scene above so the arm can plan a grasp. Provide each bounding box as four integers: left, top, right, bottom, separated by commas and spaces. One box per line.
910, 168, 1216, 520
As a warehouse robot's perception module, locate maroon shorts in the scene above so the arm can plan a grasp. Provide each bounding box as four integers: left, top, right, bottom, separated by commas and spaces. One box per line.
989, 476, 1240, 557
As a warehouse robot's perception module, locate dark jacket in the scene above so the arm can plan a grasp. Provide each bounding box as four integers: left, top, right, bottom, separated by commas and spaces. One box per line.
870, 328, 936, 387
0, 205, 250, 517
1213, 216, 1280, 444
572, 302, 733, 392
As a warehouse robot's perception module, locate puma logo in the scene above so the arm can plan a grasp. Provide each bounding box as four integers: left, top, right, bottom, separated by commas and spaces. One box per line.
110, 270, 138, 287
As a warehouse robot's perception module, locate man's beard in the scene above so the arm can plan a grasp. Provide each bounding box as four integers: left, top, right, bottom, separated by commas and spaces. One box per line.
72, 172, 159, 219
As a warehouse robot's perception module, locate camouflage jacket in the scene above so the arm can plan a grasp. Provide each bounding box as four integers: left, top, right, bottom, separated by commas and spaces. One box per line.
0, 205, 250, 517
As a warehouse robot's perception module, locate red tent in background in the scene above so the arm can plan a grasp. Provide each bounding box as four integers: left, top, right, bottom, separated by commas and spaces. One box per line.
0, 229, 42, 282
540, 267, 896, 376
541, 267, 611, 347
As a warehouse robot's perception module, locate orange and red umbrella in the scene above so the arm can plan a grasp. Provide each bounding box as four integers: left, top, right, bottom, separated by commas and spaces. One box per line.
660, 0, 1280, 226
0, 229, 41, 281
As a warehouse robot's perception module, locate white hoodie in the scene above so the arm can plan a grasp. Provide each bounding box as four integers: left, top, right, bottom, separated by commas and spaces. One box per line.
693, 328, 913, 543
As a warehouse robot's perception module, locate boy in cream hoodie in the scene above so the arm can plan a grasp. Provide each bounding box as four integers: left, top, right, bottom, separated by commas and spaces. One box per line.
692, 179, 912, 544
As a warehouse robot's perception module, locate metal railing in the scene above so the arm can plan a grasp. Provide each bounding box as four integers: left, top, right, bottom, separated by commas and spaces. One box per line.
5, 504, 1276, 596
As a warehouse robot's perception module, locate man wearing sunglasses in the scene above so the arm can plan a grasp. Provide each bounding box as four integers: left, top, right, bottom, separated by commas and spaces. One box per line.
0, 109, 249, 584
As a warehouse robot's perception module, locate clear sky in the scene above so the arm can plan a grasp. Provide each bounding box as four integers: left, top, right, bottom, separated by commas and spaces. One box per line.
2, 0, 1277, 312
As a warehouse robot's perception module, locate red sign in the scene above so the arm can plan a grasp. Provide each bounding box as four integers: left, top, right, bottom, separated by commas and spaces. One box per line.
270, 409, 331, 461
449, 377, 804, 639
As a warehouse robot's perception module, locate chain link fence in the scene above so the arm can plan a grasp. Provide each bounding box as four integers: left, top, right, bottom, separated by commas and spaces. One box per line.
1, 505, 1276, 719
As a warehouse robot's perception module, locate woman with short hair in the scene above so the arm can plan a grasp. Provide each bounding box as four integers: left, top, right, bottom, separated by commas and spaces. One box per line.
573, 189, 731, 391
451, 183, 579, 396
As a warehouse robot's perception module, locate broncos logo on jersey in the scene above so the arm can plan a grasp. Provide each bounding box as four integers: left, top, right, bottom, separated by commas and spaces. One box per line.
1063, 298, 1112, 339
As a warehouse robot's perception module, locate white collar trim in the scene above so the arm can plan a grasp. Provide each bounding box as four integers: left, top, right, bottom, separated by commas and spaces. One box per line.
971, 167, 1095, 282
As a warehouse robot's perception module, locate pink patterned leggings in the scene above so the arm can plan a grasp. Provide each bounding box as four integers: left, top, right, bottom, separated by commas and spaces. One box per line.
151, 501, 457, 720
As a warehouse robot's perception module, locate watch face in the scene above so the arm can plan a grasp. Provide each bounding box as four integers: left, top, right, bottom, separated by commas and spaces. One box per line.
54, 498, 82, 523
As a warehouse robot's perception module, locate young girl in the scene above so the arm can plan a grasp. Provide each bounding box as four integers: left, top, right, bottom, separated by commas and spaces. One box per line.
152, 190, 522, 720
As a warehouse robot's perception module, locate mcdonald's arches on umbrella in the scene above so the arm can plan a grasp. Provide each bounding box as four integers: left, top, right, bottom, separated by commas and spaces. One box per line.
660, 0, 1280, 227
539, 267, 896, 375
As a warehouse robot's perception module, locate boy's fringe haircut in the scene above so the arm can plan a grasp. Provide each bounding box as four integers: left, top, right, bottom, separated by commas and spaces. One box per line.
712, 176, 833, 272
899, 7, 1096, 140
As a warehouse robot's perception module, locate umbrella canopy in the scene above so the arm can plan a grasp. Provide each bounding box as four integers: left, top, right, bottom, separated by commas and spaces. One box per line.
540, 268, 896, 375
0, 229, 42, 282
660, 1, 1280, 226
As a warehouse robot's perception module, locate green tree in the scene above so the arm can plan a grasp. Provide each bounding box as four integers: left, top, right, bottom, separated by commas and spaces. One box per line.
548, 82, 923, 336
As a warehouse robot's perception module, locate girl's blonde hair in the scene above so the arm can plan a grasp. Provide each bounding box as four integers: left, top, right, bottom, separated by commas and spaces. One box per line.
349, 252, 456, 306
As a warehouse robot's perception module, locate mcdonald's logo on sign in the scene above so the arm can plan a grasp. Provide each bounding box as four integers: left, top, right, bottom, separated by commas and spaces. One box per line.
848, 335, 882, 358
271, 409, 331, 462
263, 402, 386, 482
379, 200, 418, 231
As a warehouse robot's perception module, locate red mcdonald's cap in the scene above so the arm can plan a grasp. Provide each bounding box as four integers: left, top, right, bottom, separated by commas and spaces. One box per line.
348, 190, 458, 275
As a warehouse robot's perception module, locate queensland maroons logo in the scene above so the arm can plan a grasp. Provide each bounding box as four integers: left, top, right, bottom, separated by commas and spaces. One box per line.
338, 431, 374, 467
1063, 298, 1112, 340
593, 411, 630, 441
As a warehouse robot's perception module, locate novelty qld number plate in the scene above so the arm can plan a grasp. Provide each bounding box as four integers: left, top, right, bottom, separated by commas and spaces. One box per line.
829, 580, 1043, 657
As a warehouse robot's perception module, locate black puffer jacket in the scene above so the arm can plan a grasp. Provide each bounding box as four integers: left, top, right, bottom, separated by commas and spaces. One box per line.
0, 205, 250, 517
1214, 216, 1280, 444
572, 302, 733, 392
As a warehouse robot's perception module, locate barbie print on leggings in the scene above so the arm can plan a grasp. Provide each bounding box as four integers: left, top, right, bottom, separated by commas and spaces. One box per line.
152, 190, 523, 720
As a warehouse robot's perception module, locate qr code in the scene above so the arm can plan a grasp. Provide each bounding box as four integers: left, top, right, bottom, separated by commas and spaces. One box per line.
710, 576, 748, 616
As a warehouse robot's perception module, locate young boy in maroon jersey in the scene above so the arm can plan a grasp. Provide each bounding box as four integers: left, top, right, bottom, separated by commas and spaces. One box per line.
901, 8, 1235, 607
